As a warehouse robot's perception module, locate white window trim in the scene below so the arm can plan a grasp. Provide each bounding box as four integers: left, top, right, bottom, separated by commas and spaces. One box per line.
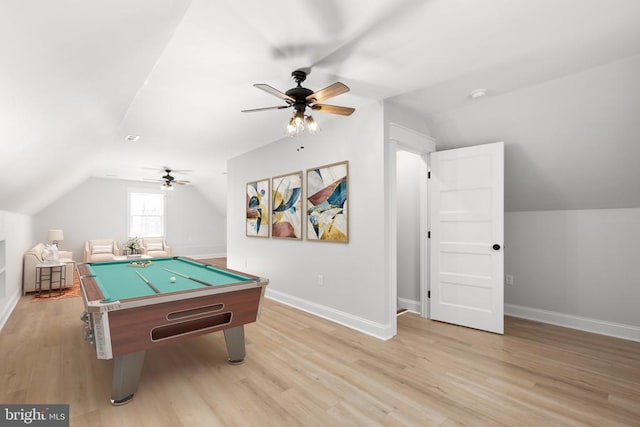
127, 188, 167, 238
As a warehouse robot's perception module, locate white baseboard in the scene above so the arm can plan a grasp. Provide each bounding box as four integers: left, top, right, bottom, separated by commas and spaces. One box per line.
397, 297, 420, 313
505, 303, 640, 342
186, 253, 227, 260
265, 288, 395, 340
0, 288, 21, 332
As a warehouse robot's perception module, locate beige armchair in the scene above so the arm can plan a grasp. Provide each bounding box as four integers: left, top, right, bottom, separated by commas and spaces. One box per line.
84, 239, 120, 262
23, 243, 74, 294
141, 237, 172, 258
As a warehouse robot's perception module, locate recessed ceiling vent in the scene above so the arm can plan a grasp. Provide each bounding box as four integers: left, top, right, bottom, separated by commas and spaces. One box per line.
469, 89, 487, 99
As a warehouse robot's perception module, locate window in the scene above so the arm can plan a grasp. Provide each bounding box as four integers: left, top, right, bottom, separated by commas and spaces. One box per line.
129, 191, 165, 237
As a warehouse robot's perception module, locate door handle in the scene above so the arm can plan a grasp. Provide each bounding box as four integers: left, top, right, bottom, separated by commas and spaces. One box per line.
492, 244, 501, 251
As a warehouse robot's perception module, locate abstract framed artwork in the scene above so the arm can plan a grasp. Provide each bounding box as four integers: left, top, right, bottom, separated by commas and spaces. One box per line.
246, 178, 270, 238
306, 161, 349, 243
271, 171, 303, 240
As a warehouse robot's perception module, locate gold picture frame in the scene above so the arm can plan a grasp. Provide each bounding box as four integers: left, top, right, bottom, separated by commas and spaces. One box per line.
246, 178, 270, 238
271, 171, 303, 240
306, 161, 349, 243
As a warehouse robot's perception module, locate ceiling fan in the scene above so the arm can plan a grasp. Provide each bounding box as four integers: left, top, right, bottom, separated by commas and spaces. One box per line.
242, 69, 355, 136
145, 168, 191, 191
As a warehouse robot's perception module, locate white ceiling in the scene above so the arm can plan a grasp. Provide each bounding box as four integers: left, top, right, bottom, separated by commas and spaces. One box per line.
2, 0, 640, 214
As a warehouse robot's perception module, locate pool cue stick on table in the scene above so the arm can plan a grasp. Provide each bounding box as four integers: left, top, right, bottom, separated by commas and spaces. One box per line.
162, 267, 213, 287
135, 271, 160, 293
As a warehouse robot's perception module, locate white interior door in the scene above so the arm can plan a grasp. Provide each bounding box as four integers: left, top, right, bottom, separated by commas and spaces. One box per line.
429, 142, 504, 334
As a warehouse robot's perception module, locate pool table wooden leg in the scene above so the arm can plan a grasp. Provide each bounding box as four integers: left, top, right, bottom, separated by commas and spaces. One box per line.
111, 351, 146, 405
223, 326, 245, 364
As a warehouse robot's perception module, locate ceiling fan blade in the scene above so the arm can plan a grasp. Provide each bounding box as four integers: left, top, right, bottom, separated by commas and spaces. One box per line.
165, 168, 192, 174
309, 0, 424, 70
310, 104, 355, 116
241, 105, 290, 113
306, 82, 349, 104
144, 178, 164, 182
254, 84, 295, 103
142, 167, 192, 173
175, 180, 190, 185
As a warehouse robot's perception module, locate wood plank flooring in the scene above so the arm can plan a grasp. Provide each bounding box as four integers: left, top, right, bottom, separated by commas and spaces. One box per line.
1, 261, 638, 426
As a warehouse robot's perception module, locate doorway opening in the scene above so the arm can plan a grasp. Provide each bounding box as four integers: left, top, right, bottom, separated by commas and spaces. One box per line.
385, 122, 435, 337
396, 150, 424, 315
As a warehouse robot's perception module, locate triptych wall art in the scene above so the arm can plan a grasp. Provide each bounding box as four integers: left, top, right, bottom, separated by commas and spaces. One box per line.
245, 178, 269, 238
245, 161, 348, 243
271, 171, 303, 240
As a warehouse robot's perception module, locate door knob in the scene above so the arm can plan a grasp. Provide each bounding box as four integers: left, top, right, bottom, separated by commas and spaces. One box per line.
492, 244, 501, 251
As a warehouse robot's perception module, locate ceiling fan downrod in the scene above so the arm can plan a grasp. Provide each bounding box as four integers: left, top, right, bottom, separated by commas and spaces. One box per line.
291, 69, 307, 86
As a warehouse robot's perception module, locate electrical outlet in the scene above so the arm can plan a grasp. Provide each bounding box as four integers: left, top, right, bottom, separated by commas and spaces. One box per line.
317, 274, 324, 286
505, 274, 514, 286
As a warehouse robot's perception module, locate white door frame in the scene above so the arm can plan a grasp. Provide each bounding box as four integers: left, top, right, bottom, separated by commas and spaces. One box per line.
385, 123, 435, 335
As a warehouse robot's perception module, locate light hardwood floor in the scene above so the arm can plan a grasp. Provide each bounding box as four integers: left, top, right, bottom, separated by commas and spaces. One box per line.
1, 268, 639, 426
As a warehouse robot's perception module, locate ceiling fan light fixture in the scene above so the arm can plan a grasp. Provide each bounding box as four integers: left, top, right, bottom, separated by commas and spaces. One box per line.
286, 111, 307, 137
286, 111, 320, 137
161, 182, 174, 191
306, 115, 319, 133
286, 117, 297, 135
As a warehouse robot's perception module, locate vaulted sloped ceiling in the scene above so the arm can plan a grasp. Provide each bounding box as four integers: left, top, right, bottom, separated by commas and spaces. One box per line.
2, 0, 640, 214
392, 54, 640, 211
1, 0, 193, 213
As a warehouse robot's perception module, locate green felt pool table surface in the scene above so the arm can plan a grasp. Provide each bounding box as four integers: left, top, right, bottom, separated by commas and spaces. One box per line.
88, 257, 255, 301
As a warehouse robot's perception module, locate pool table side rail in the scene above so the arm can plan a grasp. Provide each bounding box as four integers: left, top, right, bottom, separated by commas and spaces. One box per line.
77, 263, 105, 302
107, 286, 263, 357
177, 257, 257, 281
176, 257, 264, 281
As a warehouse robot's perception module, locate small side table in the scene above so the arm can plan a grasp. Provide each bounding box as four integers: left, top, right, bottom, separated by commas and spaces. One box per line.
35, 262, 66, 298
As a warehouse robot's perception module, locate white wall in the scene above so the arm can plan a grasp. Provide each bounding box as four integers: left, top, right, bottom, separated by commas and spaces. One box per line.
396, 151, 422, 307
505, 208, 640, 340
227, 102, 394, 338
424, 54, 640, 212
0, 210, 33, 331
383, 100, 432, 136
33, 177, 226, 261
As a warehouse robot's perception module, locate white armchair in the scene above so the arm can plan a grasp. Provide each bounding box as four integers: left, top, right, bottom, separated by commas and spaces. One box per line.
23, 243, 74, 294
141, 237, 172, 258
84, 239, 120, 262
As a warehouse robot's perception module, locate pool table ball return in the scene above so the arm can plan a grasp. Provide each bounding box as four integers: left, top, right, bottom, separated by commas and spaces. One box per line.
77, 257, 268, 405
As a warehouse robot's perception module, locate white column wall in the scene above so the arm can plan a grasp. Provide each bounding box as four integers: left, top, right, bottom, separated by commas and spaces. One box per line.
0, 210, 33, 330
227, 102, 393, 338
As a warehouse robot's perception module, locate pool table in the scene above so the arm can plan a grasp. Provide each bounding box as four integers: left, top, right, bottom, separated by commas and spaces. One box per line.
77, 257, 268, 405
